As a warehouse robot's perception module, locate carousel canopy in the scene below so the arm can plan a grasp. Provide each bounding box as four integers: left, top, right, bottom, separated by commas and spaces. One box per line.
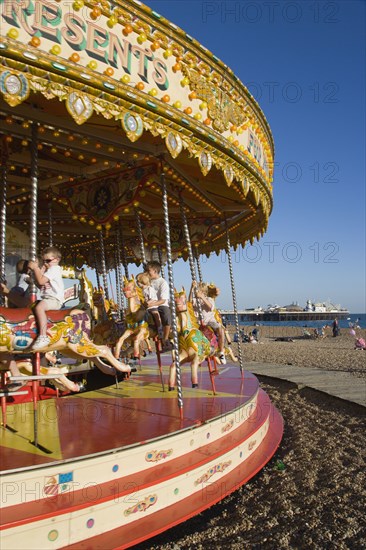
0, 0, 274, 268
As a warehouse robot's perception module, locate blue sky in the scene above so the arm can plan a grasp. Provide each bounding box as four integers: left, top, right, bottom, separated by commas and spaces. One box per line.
123, 0, 365, 313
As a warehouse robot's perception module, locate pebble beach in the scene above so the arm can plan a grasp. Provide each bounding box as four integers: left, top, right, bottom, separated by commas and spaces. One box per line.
230, 325, 366, 380
141, 326, 366, 549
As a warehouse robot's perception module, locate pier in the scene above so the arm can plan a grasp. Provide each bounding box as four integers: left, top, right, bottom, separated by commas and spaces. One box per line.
221, 311, 350, 323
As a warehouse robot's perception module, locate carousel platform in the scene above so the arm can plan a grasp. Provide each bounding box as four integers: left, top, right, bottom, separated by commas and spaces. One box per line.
0, 355, 283, 549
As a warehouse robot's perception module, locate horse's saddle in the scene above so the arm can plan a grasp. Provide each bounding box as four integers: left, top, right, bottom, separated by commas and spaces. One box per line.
0, 306, 79, 324
199, 324, 218, 347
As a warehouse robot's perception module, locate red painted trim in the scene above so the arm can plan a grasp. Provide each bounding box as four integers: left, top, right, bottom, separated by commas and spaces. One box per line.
64, 406, 284, 549
1, 389, 270, 529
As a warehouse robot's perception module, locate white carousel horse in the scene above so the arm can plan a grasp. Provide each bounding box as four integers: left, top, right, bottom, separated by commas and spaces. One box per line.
0, 353, 83, 394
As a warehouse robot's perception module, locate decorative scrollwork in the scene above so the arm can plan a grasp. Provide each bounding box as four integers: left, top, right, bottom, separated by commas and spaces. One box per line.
198, 151, 212, 176
0, 70, 30, 106
165, 132, 182, 158
66, 92, 94, 125
184, 67, 245, 132
121, 112, 143, 142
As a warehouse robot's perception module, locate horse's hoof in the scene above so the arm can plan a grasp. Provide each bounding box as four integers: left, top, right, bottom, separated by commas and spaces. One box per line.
168, 386, 175, 391
192, 383, 198, 388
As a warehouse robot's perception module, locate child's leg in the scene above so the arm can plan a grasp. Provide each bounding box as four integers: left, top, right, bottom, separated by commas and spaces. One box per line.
4, 359, 27, 390
217, 325, 225, 353
34, 301, 49, 336
151, 309, 162, 336
209, 322, 226, 364
209, 322, 225, 353
159, 306, 172, 348
163, 325, 170, 341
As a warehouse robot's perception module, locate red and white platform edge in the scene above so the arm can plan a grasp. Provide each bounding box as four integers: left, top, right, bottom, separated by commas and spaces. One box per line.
0, 360, 283, 549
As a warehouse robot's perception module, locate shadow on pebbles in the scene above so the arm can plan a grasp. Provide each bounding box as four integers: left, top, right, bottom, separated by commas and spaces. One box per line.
140, 379, 365, 550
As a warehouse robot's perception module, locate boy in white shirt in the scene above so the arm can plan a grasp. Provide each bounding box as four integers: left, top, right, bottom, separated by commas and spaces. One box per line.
136, 272, 163, 337
146, 261, 172, 351
28, 246, 64, 350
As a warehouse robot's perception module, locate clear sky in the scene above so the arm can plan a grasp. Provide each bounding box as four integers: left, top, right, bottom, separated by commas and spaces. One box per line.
129, 0, 365, 314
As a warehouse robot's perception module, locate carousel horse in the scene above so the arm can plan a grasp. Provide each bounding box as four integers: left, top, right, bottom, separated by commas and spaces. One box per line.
169, 288, 213, 389
114, 276, 155, 359
92, 287, 124, 346
62, 265, 94, 306
0, 268, 132, 378
92, 287, 119, 321
0, 353, 84, 394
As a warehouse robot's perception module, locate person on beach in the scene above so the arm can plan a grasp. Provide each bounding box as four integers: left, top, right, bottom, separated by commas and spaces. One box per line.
332, 318, 340, 337
145, 261, 172, 352
248, 332, 258, 344
28, 247, 64, 350
136, 272, 163, 338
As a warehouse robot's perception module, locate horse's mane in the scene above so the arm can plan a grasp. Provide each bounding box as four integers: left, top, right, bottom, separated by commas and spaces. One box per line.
124, 278, 145, 303
174, 288, 200, 330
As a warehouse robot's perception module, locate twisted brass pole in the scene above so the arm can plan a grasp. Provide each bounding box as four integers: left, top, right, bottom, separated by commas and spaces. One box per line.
160, 165, 183, 416
30, 123, 40, 447
98, 229, 109, 301
178, 193, 203, 324
135, 210, 147, 268
48, 202, 53, 247
118, 224, 129, 278
194, 247, 204, 283
225, 223, 244, 375
0, 142, 8, 305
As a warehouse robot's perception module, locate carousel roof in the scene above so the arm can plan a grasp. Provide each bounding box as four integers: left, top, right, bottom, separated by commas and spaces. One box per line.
0, 0, 274, 268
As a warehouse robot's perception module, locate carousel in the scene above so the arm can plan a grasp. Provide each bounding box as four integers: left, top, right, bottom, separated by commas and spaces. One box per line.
0, 1, 282, 548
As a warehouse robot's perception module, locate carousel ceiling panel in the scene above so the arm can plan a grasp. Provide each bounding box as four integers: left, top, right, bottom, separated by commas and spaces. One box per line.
0, 0, 274, 267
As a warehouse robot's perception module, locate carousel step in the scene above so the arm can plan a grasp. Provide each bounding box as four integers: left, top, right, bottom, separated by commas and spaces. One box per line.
66, 403, 284, 549
0, 391, 28, 397
1, 390, 278, 548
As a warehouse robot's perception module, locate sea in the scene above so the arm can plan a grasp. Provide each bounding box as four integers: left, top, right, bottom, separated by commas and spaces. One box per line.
237, 313, 366, 330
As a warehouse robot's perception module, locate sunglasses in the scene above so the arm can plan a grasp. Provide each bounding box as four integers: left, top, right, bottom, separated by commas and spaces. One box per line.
43, 258, 55, 263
